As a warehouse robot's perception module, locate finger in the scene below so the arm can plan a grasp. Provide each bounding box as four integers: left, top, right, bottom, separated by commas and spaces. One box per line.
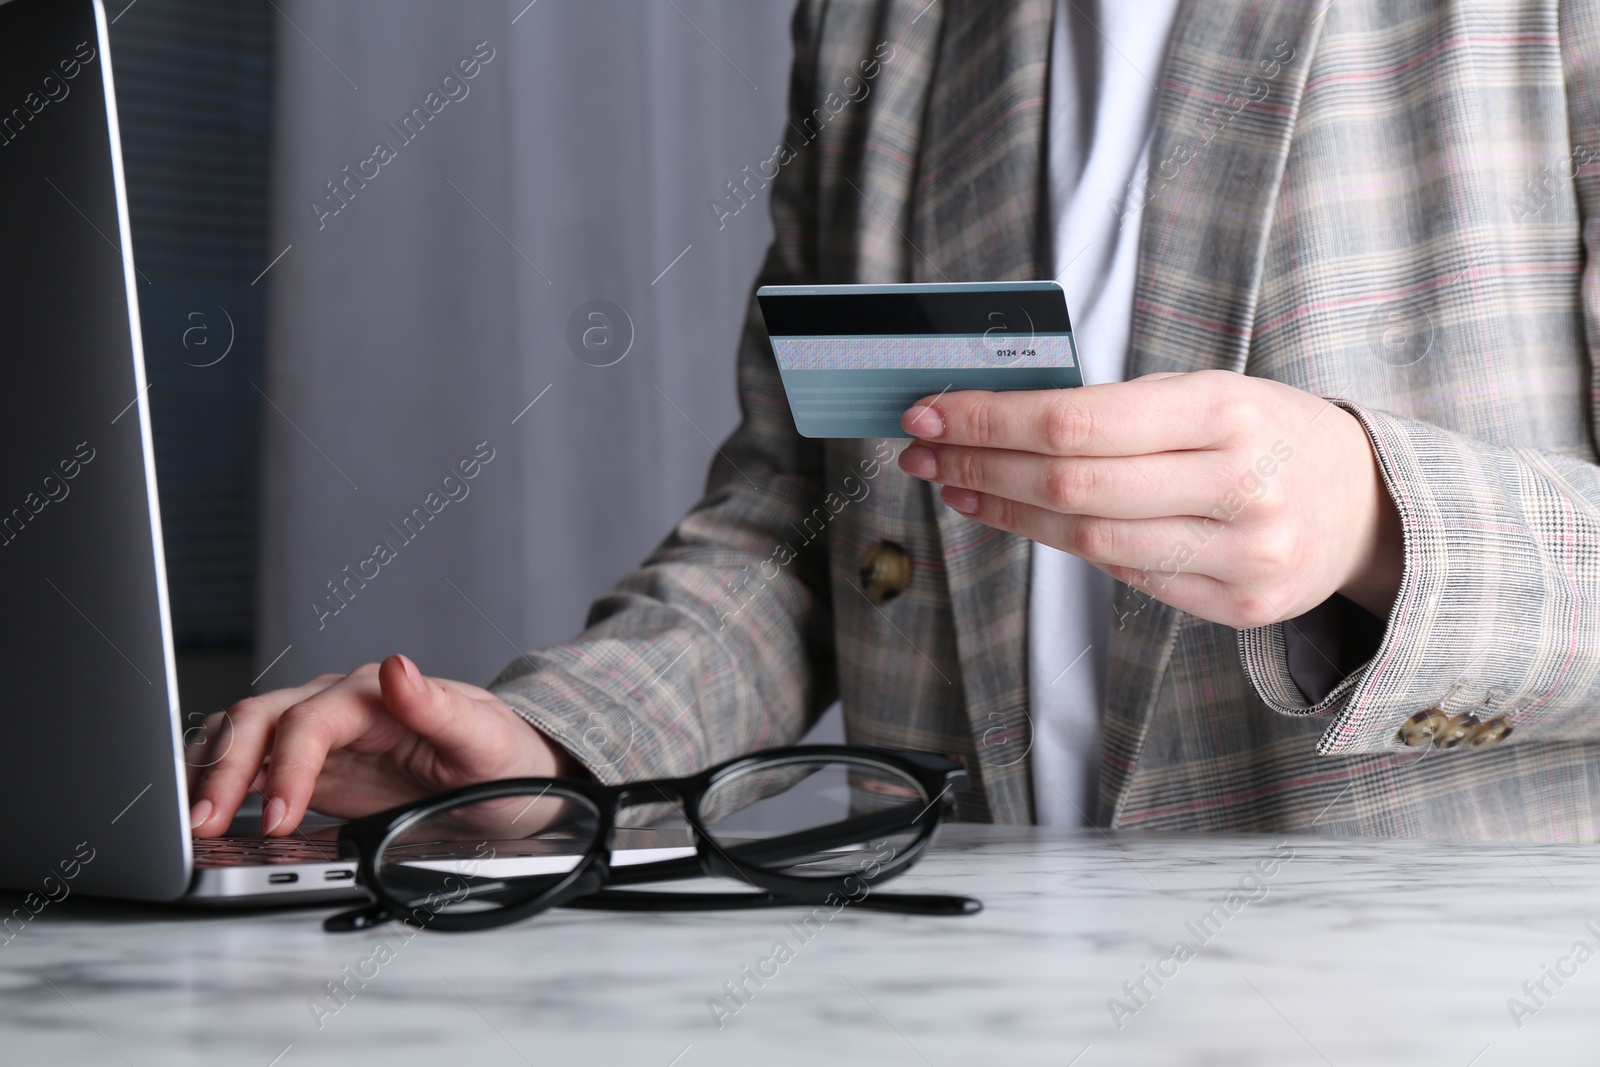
183, 709, 234, 797
191, 677, 340, 834
902, 373, 1235, 456
189, 674, 344, 836
900, 444, 1226, 518
378, 654, 514, 768
1096, 563, 1266, 628
257, 667, 391, 836
939, 488, 1245, 575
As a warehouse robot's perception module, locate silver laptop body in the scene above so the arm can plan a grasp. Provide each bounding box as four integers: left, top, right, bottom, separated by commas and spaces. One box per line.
0, 0, 358, 905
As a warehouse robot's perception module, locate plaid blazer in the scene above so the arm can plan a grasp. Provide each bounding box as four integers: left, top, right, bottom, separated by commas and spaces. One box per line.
494, 0, 1600, 839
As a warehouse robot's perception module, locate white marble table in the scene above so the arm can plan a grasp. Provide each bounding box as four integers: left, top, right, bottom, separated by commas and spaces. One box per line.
4, 825, 1600, 1065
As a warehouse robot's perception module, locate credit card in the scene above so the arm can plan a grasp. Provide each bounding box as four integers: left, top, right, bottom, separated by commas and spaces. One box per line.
756, 281, 1081, 439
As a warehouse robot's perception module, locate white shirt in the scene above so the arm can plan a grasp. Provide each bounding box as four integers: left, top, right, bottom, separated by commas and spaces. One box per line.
1029, 0, 1183, 825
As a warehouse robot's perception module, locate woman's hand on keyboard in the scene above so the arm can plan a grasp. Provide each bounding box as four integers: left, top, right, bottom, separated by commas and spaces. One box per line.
186, 654, 581, 837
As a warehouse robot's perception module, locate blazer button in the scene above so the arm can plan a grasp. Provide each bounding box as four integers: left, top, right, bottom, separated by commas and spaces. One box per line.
1436, 713, 1481, 749
860, 539, 912, 603
1466, 716, 1514, 748
1396, 708, 1448, 746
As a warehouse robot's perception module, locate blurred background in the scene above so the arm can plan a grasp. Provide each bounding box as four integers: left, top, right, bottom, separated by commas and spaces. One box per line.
109, 0, 807, 722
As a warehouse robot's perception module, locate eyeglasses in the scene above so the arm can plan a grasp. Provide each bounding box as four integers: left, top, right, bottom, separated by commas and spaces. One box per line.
325, 745, 981, 933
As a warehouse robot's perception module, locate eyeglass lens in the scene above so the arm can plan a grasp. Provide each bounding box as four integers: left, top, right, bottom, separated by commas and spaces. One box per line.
694, 757, 930, 879
373, 788, 602, 918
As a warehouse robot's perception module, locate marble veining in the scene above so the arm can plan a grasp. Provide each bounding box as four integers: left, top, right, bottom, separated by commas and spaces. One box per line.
3, 826, 1600, 1065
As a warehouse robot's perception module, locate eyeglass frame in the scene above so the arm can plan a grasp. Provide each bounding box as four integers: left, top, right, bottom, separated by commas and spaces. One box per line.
326, 744, 970, 933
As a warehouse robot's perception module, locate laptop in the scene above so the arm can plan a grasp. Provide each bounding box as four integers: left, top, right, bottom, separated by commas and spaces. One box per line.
0, 0, 366, 905
0, 0, 700, 907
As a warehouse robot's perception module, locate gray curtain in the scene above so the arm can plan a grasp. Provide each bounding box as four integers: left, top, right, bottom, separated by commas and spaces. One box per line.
257, 0, 797, 692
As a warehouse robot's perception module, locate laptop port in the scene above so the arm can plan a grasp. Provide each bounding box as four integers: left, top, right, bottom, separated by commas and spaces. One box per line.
268, 872, 299, 884
323, 869, 355, 881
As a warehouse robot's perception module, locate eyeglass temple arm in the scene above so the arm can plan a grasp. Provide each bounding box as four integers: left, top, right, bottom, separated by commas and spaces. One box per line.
563, 888, 980, 916
327, 883, 981, 932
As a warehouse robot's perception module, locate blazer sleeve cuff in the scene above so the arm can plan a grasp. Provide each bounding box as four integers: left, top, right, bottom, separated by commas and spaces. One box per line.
488, 652, 687, 786
1240, 400, 1536, 755
1238, 593, 1384, 716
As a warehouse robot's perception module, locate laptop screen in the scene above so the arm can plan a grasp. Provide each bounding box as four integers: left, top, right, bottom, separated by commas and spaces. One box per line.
0, 0, 189, 901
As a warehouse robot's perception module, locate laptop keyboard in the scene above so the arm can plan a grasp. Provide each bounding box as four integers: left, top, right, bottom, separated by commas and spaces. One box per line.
192, 835, 342, 868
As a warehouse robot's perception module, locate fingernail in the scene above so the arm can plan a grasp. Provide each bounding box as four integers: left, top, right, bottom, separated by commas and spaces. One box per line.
262, 795, 287, 835
943, 487, 980, 515
189, 797, 213, 830
898, 444, 937, 479
902, 405, 944, 439
399, 653, 427, 695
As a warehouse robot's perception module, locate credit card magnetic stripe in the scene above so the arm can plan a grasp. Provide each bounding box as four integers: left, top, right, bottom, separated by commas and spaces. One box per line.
758, 286, 1071, 336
